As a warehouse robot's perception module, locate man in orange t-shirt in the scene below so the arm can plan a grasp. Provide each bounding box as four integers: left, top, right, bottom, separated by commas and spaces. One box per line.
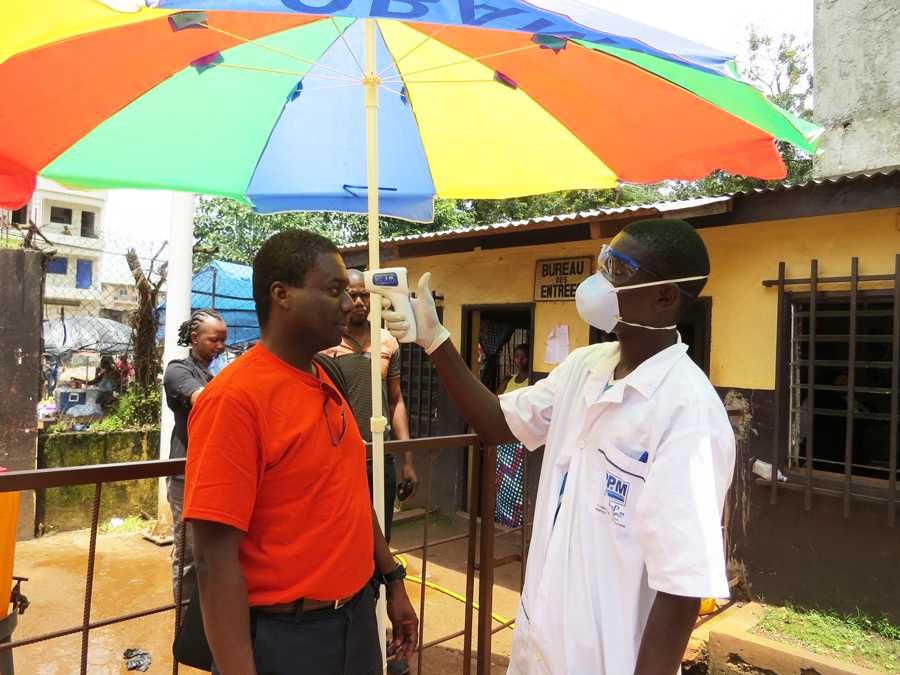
184, 230, 418, 675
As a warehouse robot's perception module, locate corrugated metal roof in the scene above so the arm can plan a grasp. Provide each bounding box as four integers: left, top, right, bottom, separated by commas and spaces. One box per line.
726, 168, 900, 197
340, 169, 899, 253
341, 195, 732, 251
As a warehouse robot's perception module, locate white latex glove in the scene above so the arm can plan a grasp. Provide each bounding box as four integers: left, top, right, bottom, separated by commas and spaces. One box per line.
382, 272, 450, 354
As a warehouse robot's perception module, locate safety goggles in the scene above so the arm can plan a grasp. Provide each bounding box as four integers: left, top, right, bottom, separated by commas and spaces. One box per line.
598, 244, 707, 292
598, 244, 647, 284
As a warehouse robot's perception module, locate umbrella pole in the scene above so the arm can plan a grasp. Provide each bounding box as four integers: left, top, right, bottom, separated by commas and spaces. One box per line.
150, 191, 195, 544
364, 17, 389, 671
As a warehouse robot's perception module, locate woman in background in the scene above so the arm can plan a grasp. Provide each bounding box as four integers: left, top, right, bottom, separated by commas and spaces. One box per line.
495, 344, 530, 528
162, 309, 227, 603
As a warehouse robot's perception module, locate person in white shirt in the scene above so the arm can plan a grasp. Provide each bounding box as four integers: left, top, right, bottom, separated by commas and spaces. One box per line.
383, 218, 735, 675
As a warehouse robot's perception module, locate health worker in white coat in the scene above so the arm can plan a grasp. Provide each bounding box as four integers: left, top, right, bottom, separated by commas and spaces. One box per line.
383, 218, 736, 675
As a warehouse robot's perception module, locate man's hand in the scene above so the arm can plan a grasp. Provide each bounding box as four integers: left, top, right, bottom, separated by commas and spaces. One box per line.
401, 459, 418, 499
383, 273, 449, 354
192, 520, 256, 675
386, 581, 419, 660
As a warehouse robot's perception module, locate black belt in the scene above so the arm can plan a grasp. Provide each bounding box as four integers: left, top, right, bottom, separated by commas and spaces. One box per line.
252, 588, 362, 617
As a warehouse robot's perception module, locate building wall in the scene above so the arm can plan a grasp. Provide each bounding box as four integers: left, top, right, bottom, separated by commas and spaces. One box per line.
395, 207, 899, 389
813, 0, 900, 177
30, 180, 107, 319
387, 208, 899, 618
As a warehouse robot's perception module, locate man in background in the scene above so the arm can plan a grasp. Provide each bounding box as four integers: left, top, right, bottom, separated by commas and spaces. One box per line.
321, 268, 418, 544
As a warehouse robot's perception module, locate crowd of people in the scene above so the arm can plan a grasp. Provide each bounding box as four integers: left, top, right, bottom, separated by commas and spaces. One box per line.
162, 218, 735, 675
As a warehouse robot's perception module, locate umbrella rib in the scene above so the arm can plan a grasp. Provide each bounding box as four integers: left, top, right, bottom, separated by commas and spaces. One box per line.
303, 83, 365, 92
392, 79, 498, 85
200, 21, 358, 80
217, 63, 358, 82
331, 17, 365, 76
393, 43, 540, 78
377, 24, 447, 77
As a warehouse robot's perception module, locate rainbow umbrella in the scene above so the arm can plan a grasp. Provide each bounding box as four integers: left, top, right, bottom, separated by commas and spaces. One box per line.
0, 1, 820, 218
0, 4, 820, 656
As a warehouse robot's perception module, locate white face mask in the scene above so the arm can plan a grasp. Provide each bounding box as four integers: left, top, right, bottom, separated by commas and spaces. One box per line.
575, 272, 708, 333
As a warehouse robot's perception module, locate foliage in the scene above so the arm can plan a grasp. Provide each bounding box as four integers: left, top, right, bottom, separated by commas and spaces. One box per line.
193, 185, 669, 267
46, 419, 75, 434
756, 604, 900, 673
193, 197, 475, 269
99, 515, 149, 535
89, 386, 161, 432
669, 28, 815, 200
460, 184, 666, 226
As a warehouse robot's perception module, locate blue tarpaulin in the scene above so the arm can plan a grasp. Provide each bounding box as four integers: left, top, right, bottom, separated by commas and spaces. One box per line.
159, 260, 260, 347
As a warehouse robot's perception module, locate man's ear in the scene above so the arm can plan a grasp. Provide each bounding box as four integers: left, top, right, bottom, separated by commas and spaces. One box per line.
270, 281, 291, 314
657, 283, 680, 312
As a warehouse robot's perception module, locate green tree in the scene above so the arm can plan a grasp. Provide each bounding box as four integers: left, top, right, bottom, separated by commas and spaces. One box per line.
193, 196, 475, 269
667, 27, 814, 200
461, 184, 666, 225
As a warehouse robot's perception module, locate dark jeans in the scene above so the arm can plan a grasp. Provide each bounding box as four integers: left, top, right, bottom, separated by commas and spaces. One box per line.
166, 477, 195, 605
366, 453, 397, 543
214, 584, 381, 675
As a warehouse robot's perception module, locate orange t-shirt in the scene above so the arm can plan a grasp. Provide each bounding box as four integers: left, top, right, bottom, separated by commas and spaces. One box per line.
183, 343, 374, 606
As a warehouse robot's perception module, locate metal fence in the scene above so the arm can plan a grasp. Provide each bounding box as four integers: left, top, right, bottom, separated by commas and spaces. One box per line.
0, 435, 529, 675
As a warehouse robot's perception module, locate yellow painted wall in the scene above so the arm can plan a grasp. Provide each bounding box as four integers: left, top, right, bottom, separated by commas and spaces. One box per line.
392, 208, 899, 390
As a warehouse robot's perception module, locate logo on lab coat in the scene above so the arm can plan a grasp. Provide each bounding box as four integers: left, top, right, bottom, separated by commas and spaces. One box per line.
606, 472, 630, 505
605, 472, 630, 524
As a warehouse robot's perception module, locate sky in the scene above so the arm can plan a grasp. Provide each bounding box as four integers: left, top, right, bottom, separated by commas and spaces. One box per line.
581, 0, 812, 56
102, 0, 814, 251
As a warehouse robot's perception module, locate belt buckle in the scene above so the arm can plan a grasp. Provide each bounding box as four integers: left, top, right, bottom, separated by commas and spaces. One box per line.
333, 597, 347, 610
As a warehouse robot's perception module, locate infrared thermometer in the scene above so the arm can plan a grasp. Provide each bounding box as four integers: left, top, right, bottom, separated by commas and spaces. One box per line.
364, 267, 417, 344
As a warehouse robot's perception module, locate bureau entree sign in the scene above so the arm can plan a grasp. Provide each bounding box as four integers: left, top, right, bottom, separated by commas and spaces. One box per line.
534, 257, 593, 301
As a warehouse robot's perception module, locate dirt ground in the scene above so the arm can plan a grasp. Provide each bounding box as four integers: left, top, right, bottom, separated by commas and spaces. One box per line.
7, 514, 519, 674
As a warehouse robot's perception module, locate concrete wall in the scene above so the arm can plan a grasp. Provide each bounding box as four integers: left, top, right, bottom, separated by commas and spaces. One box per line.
814, 0, 900, 177
396, 207, 899, 390
36, 430, 160, 533
736, 482, 900, 624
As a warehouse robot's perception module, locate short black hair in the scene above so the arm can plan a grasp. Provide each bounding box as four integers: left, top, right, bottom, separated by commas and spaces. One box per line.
514, 343, 529, 355
621, 218, 710, 298
252, 230, 339, 325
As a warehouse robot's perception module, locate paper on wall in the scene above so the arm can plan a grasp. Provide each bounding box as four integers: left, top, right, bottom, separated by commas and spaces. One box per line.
545, 325, 570, 365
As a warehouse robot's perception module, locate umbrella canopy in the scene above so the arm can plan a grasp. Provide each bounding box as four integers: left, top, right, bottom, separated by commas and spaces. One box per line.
0, 1, 820, 219
43, 316, 132, 357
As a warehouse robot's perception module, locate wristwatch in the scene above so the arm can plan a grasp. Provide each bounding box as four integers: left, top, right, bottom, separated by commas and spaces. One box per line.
381, 563, 407, 585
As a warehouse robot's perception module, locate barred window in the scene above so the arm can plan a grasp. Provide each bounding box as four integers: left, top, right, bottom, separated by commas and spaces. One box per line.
769, 256, 899, 523
789, 292, 895, 480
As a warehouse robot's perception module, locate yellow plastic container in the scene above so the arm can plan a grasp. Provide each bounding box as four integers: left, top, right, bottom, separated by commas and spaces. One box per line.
0, 480, 19, 619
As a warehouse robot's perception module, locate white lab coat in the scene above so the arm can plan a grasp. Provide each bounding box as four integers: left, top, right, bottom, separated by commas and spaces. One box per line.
500, 341, 735, 675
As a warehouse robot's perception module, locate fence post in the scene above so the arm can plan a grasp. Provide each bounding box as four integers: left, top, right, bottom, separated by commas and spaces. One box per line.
0, 248, 43, 540
462, 441, 482, 675
477, 444, 497, 675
